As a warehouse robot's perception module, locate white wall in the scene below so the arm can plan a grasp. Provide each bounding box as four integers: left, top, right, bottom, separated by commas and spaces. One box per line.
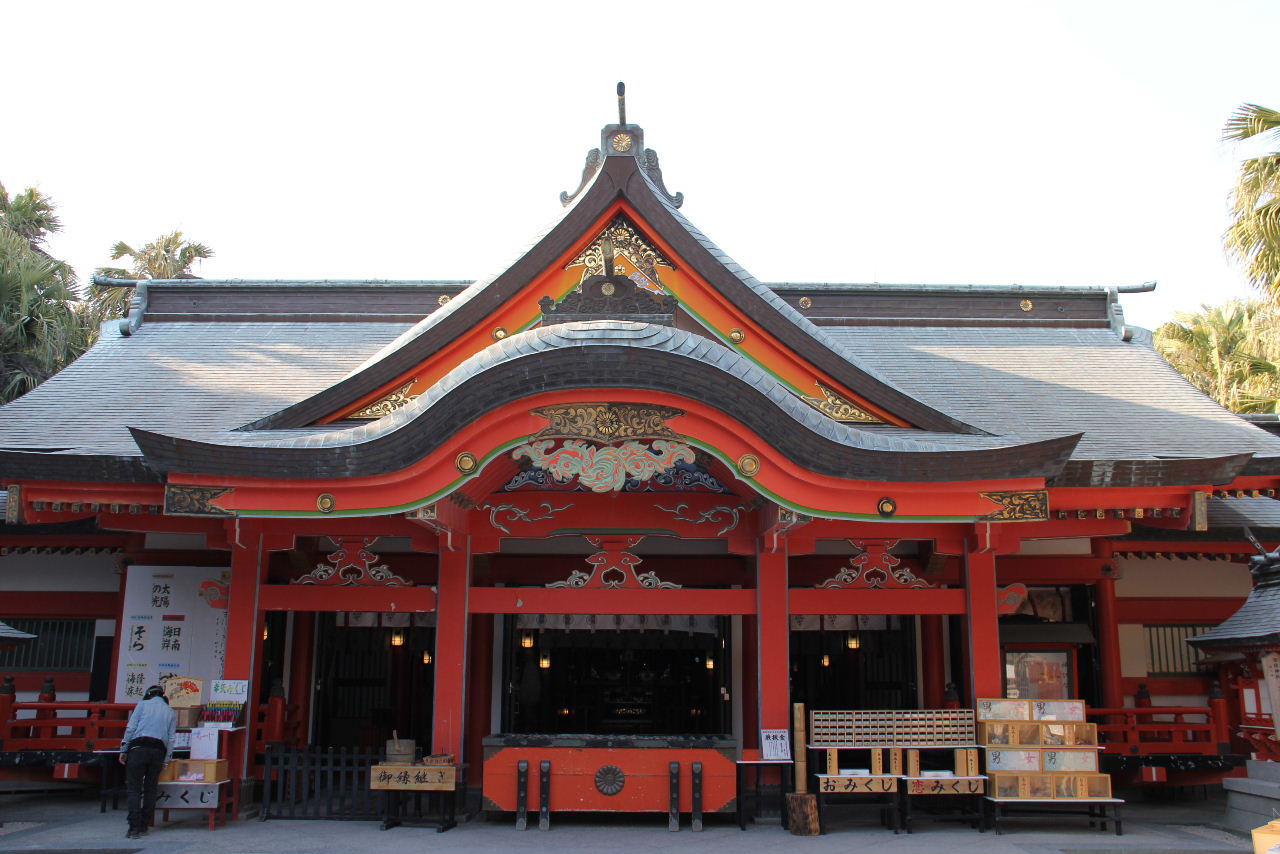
0, 553, 120, 591
1115, 557, 1251, 598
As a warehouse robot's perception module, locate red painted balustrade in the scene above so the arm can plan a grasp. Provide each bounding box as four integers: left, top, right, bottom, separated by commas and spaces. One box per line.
1087, 702, 1229, 756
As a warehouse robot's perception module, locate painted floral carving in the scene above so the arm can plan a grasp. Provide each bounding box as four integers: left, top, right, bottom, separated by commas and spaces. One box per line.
818, 539, 932, 589
513, 439, 696, 493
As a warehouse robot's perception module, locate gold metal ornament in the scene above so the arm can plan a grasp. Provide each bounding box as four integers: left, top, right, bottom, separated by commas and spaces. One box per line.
455, 452, 479, 475
600, 281, 616, 296
1019, 299, 1033, 312
611, 133, 633, 152
798, 296, 813, 309
492, 327, 508, 340
316, 493, 336, 513
437, 294, 451, 306
728, 328, 746, 344
877, 497, 897, 517
737, 454, 761, 477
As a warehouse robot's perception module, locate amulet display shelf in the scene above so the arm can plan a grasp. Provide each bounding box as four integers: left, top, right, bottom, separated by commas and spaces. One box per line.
976, 698, 1122, 834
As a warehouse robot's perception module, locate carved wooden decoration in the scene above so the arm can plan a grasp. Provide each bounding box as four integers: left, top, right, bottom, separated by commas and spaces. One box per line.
294, 537, 411, 586
817, 539, 933, 589
546, 536, 680, 589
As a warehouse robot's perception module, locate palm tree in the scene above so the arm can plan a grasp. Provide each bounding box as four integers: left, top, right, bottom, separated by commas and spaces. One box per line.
0, 229, 90, 402
0, 183, 62, 251
94, 230, 214, 319
1224, 104, 1280, 299
1154, 298, 1280, 413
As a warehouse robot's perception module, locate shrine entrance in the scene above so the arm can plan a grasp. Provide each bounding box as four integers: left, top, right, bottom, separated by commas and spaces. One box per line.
500, 615, 733, 736
312, 616, 436, 749
789, 616, 920, 711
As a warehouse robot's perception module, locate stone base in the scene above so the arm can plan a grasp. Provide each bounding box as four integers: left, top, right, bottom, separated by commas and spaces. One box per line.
1223, 760, 1280, 833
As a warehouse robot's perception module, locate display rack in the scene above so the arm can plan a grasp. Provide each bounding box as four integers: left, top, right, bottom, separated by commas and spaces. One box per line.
808, 709, 986, 834
976, 698, 1122, 834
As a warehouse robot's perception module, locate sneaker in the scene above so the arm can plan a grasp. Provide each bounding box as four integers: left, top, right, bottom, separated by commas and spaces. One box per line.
126, 829, 142, 839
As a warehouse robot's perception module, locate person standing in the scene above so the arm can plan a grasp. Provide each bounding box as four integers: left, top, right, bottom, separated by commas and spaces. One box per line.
119, 685, 177, 839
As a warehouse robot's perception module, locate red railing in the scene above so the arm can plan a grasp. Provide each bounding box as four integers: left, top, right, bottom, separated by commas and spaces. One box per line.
0, 698, 134, 751
2, 679, 304, 765
1087, 704, 1228, 756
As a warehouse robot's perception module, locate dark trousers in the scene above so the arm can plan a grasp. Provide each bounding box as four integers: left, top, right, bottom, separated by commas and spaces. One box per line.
125, 742, 166, 832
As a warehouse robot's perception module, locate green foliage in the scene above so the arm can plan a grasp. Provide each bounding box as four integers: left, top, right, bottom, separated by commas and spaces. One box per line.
1154, 298, 1280, 413
0, 226, 91, 403
94, 230, 214, 319
1224, 104, 1280, 298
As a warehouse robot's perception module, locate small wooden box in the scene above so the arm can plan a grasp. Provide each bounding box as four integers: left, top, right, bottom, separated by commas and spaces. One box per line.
985, 749, 1041, 772
1041, 722, 1097, 747
976, 699, 1030, 721
160, 759, 228, 783
989, 772, 1026, 799
954, 748, 979, 776
1032, 700, 1086, 721
1042, 749, 1099, 772
978, 722, 1042, 746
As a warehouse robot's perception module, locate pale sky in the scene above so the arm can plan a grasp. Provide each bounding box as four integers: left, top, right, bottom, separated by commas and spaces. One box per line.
7, 0, 1278, 330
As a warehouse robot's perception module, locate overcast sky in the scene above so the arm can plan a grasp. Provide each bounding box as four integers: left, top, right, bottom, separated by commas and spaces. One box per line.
7, 1, 1278, 330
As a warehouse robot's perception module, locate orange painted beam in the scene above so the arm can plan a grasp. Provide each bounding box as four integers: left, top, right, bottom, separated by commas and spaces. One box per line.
790, 587, 966, 615
468, 586, 756, 615
257, 584, 437, 613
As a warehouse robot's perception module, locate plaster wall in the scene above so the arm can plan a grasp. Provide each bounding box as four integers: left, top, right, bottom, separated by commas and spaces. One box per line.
1115, 556, 1251, 598
0, 554, 119, 591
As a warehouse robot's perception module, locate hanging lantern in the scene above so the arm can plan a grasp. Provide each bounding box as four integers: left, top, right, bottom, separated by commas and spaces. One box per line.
539, 651, 552, 669
390, 631, 405, 647
705, 655, 715, 670
520, 631, 535, 649
422, 650, 433, 665
821, 654, 831, 667
846, 632, 861, 650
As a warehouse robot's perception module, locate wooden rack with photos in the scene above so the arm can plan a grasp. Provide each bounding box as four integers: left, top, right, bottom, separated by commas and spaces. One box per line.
976, 698, 1112, 801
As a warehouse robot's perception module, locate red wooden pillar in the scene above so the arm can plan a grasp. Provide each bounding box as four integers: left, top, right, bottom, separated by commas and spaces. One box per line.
964, 545, 1002, 701
756, 546, 790, 732
224, 533, 267, 681
465, 613, 493, 786
287, 612, 315, 746
432, 539, 471, 759
921, 615, 946, 707
1095, 574, 1124, 708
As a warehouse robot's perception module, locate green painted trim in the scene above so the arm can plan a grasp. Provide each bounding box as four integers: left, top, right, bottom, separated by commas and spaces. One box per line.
235, 438, 527, 519
680, 437, 976, 524
675, 300, 807, 397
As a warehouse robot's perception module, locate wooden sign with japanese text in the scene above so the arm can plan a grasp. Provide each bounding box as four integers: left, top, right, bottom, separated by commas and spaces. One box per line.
370, 763, 457, 791
904, 777, 985, 795
817, 775, 897, 793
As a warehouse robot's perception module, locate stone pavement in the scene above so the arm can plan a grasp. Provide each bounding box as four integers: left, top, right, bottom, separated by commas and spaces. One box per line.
0, 789, 1252, 854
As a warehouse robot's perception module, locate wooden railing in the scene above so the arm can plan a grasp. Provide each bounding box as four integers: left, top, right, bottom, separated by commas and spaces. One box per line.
1087, 704, 1229, 756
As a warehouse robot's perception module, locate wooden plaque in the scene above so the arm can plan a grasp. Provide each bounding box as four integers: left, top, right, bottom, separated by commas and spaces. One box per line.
370, 763, 457, 791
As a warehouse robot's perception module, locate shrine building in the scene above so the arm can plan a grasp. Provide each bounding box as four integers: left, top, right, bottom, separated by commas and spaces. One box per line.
2, 92, 1280, 811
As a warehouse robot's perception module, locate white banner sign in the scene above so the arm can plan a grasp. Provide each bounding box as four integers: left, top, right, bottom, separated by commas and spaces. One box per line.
114, 566, 230, 702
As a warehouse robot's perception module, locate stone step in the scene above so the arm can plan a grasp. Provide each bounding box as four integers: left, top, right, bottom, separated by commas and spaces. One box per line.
1250, 759, 1280, 783
1226, 775, 1280, 798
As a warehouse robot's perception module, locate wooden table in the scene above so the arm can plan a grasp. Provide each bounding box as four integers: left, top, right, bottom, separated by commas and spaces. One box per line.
814, 774, 900, 833
898, 775, 986, 833
983, 796, 1123, 835
157, 780, 232, 830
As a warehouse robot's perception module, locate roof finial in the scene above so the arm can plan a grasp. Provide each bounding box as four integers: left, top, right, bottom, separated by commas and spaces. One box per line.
617, 82, 626, 126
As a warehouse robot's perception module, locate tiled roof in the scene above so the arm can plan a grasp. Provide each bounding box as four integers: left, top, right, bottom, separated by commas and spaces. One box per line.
820, 325, 1280, 460
0, 321, 411, 456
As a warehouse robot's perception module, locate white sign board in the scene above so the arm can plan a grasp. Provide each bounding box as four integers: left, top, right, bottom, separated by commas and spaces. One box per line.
1263, 652, 1280, 740
761, 728, 792, 760
189, 728, 220, 761
114, 566, 229, 702
211, 680, 249, 703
